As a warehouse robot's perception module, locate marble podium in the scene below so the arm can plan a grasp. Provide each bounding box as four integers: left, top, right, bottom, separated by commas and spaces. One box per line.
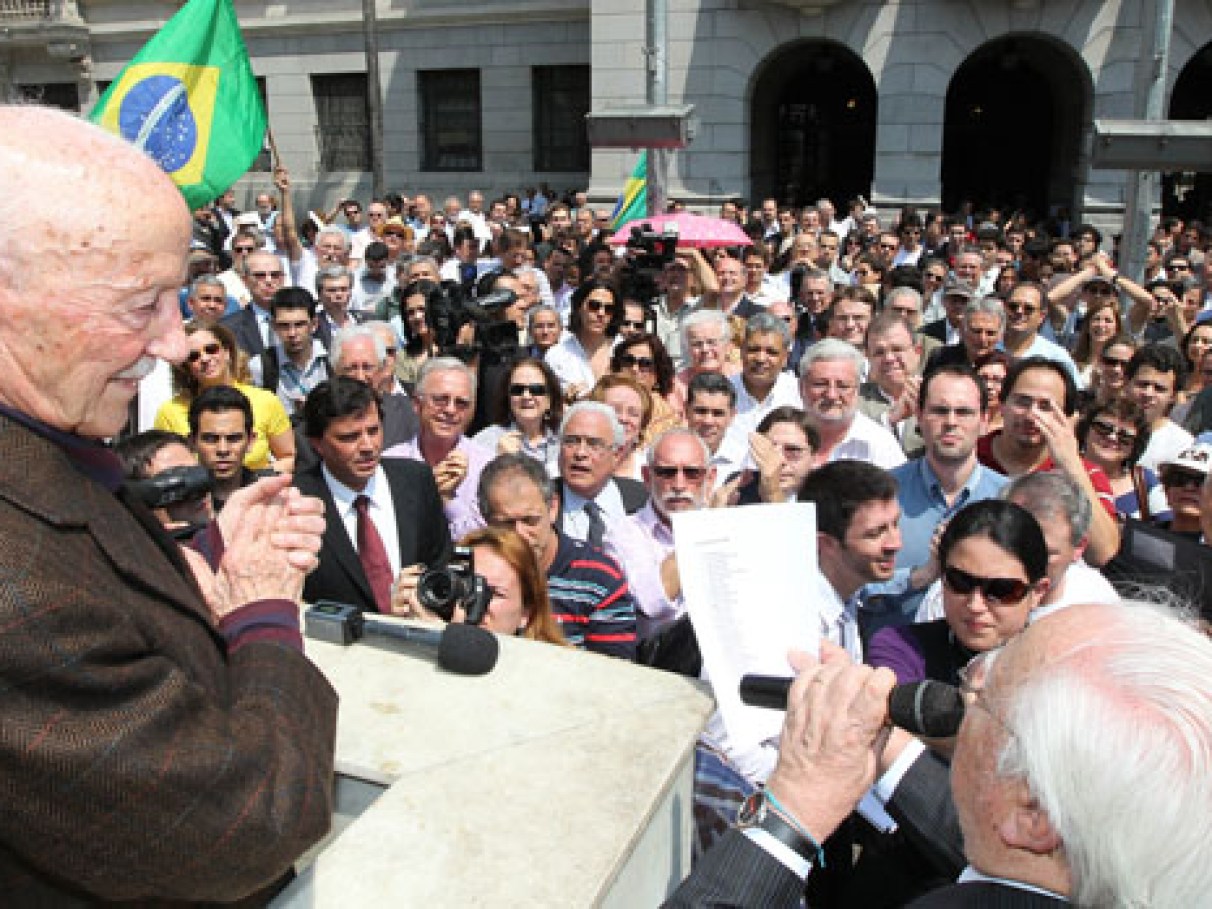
273, 623, 715, 907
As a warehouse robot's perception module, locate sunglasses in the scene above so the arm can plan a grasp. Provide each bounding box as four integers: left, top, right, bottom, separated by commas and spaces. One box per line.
583, 300, 616, 314
1162, 469, 1205, 489
1089, 418, 1137, 447
187, 342, 223, 363
651, 465, 708, 480
1100, 353, 1132, 369
509, 382, 548, 397
618, 353, 654, 370
622, 320, 646, 330
943, 565, 1032, 605
249, 270, 284, 280
1006, 302, 1039, 315
233, 246, 256, 254
1085, 284, 1118, 297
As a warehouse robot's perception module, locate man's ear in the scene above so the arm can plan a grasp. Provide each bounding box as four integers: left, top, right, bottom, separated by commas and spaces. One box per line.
1072, 536, 1089, 565
999, 785, 1062, 856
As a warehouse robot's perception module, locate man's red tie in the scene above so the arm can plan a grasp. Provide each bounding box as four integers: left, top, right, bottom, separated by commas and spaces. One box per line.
354, 494, 394, 613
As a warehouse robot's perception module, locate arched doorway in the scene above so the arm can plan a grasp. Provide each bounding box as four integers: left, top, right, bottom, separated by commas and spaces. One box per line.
750, 41, 876, 208
941, 36, 1089, 221
1163, 42, 1212, 223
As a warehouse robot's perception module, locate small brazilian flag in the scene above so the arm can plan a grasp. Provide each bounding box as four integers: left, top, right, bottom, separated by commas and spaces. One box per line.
609, 151, 648, 231
89, 0, 266, 210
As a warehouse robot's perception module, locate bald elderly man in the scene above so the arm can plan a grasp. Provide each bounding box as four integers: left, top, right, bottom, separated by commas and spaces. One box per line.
0, 106, 336, 903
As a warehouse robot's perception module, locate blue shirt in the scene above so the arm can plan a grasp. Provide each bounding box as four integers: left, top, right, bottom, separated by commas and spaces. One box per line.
860, 457, 1008, 638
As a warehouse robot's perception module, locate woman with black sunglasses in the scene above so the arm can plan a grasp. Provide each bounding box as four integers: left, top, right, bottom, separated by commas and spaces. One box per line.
610, 331, 681, 440
472, 357, 563, 476
867, 499, 1049, 686
1076, 397, 1167, 521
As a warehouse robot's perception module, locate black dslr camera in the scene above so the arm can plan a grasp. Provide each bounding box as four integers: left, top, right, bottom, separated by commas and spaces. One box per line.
618, 222, 679, 305
416, 545, 492, 625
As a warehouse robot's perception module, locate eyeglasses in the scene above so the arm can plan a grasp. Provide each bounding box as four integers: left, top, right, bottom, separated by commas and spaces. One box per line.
560, 434, 614, 453
187, 342, 223, 363
770, 442, 809, 462
943, 565, 1032, 605
1005, 302, 1039, 315
583, 300, 616, 314
233, 245, 256, 254
1162, 469, 1205, 489
1089, 418, 1137, 447
509, 382, 548, 398
651, 465, 708, 480
249, 270, 284, 280
924, 272, 946, 283
618, 353, 655, 370
622, 320, 645, 331
1085, 284, 1118, 297
1100, 353, 1132, 369
422, 393, 472, 412
806, 379, 857, 394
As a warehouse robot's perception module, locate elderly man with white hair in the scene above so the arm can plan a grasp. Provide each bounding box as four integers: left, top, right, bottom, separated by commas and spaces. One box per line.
382, 356, 489, 540
672, 598, 1212, 907
799, 338, 906, 469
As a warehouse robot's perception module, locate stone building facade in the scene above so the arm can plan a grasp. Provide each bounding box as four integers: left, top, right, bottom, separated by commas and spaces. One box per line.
2, 0, 1210, 227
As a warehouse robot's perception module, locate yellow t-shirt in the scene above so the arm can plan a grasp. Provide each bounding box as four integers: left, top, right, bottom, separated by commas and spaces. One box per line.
154, 382, 291, 470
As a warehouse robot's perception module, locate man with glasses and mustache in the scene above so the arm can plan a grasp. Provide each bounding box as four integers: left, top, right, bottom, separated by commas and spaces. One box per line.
217, 225, 264, 307
383, 357, 490, 541
799, 339, 905, 470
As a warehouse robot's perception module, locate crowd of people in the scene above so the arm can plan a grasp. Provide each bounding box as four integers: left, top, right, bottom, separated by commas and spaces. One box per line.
13, 99, 1212, 904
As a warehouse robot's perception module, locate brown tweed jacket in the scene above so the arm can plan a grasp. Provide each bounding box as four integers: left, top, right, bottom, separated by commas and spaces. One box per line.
0, 414, 338, 905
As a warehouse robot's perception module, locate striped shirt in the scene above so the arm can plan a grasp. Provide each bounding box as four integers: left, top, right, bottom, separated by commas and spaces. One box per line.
547, 530, 638, 660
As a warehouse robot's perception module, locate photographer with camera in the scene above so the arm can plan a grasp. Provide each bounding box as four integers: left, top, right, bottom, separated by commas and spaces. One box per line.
394, 530, 568, 645
296, 377, 452, 616
114, 429, 214, 536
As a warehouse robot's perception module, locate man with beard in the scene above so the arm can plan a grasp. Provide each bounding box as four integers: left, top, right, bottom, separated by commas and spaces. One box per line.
629, 428, 717, 629
799, 339, 905, 470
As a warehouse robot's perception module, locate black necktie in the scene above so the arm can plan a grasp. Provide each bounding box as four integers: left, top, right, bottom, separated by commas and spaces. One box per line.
584, 500, 606, 549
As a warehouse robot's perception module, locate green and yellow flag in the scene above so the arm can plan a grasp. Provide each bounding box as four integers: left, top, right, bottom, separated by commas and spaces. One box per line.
89, 0, 265, 209
609, 151, 647, 231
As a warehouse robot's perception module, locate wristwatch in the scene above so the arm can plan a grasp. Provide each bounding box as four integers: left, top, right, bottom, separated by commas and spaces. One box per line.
736, 791, 820, 863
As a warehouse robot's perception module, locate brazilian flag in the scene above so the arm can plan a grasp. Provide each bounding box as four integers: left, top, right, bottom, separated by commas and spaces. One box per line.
609, 151, 647, 231
89, 0, 265, 210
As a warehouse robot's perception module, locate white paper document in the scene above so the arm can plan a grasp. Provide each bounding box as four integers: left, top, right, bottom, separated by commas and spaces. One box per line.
671, 502, 823, 752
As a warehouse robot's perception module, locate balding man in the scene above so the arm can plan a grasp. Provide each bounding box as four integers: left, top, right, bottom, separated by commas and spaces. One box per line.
0, 105, 335, 902
671, 600, 1212, 908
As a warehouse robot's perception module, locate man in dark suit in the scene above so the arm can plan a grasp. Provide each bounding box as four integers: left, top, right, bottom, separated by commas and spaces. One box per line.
921, 277, 976, 346
221, 248, 284, 356
667, 601, 1212, 907
296, 377, 450, 614
0, 105, 336, 903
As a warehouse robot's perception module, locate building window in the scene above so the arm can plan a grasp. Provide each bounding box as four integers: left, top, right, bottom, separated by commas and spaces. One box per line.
19, 83, 79, 111
419, 69, 481, 172
311, 73, 370, 171
532, 66, 589, 172
250, 76, 271, 172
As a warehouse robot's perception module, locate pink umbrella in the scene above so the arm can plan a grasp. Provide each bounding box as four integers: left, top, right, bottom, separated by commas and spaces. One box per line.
607, 212, 753, 249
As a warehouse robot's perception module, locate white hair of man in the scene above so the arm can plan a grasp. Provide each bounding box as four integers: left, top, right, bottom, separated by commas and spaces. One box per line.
398, 254, 440, 279
233, 226, 266, 248
315, 264, 353, 291
560, 400, 624, 448
1000, 600, 1212, 907
416, 354, 477, 400
1001, 470, 1092, 547
681, 308, 730, 356
745, 311, 792, 347
646, 426, 710, 467
315, 225, 350, 253
884, 286, 923, 315
528, 303, 560, 328
329, 323, 385, 368
965, 295, 1007, 329
797, 336, 866, 379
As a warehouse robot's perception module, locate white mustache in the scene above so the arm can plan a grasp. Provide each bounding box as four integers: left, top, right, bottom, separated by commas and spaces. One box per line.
114, 357, 157, 381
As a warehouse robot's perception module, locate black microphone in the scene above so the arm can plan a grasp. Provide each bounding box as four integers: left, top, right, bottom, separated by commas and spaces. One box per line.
305, 602, 499, 676
738, 674, 966, 738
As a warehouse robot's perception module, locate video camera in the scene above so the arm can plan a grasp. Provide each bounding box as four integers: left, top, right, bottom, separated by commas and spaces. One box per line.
617, 223, 679, 305
400, 279, 520, 365
126, 465, 213, 511
416, 545, 492, 625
